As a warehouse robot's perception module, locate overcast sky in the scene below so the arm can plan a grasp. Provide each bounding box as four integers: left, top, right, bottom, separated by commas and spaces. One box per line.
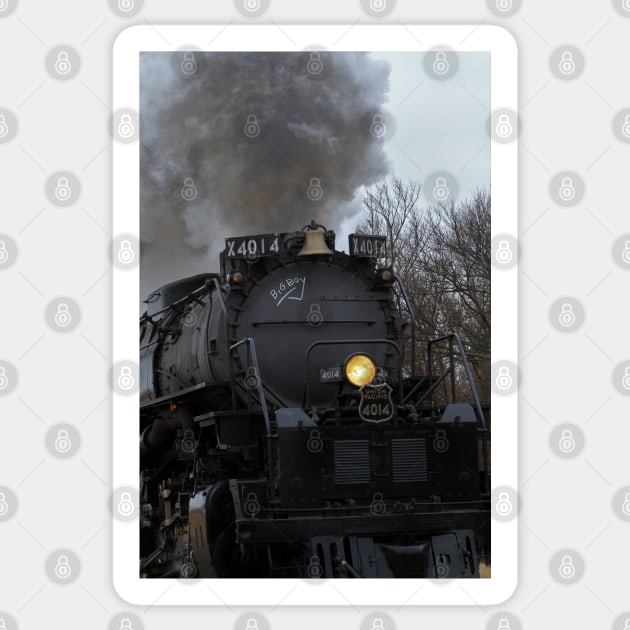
338, 51, 490, 250
370, 51, 489, 188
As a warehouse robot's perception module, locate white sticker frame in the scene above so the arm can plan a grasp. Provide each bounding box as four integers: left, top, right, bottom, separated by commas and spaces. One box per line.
113, 23, 517, 606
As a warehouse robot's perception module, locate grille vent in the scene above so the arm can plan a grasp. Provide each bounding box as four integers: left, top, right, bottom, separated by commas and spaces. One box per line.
392, 438, 428, 482
334, 440, 370, 484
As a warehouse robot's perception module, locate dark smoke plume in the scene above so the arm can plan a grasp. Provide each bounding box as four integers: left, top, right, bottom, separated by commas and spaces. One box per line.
140, 51, 391, 297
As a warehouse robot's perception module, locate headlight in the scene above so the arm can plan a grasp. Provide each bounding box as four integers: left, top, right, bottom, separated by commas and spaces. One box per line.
345, 354, 376, 387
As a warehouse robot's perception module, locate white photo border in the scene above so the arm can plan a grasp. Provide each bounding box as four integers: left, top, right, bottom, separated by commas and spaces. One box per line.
113, 23, 517, 606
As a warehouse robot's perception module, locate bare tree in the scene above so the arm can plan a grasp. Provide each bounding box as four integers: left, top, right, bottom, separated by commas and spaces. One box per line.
357, 176, 422, 268
355, 180, 491, 403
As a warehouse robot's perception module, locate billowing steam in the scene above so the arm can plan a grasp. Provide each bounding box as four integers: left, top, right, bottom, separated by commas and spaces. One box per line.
140, 51, 391, 297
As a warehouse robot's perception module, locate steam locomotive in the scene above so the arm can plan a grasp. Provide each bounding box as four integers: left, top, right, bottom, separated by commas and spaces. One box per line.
139, 222, 490, 579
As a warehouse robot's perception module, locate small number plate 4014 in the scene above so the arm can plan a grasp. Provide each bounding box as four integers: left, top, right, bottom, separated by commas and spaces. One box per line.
348, 234, 387, 258
225, 234, 281, 259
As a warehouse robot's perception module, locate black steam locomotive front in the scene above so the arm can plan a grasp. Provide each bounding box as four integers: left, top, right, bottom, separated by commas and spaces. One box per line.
139, 223, 489, 579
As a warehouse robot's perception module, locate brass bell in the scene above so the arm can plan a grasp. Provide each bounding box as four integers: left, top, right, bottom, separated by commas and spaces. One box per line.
297, 222, 333, 257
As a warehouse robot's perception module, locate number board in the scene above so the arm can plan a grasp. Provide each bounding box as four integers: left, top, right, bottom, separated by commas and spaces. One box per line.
319, 366, 342, 383
225, 234, 281, 259
348, 234, 387, 259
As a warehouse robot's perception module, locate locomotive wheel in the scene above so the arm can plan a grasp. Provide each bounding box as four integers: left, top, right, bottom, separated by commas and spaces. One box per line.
211, 528, 243, 577
207, 484, 242, 577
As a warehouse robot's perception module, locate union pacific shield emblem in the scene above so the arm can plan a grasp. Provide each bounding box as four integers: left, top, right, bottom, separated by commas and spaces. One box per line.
358, 383, 394, 423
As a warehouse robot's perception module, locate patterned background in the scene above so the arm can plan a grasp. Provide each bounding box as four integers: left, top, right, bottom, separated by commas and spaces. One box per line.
1, 1, 629, 629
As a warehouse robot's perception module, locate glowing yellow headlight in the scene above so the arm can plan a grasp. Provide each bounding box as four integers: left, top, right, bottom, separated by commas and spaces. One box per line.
345, 354, 376, 387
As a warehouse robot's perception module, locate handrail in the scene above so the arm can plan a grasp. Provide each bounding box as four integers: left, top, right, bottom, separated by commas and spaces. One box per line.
212, 277, 232, 385
229, 337, 275, 488
213, 279, 288, 410
140, 274, 220, 322
426, 333, 489, 495
427, 333, 486, 430
394, 276, 417, 376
